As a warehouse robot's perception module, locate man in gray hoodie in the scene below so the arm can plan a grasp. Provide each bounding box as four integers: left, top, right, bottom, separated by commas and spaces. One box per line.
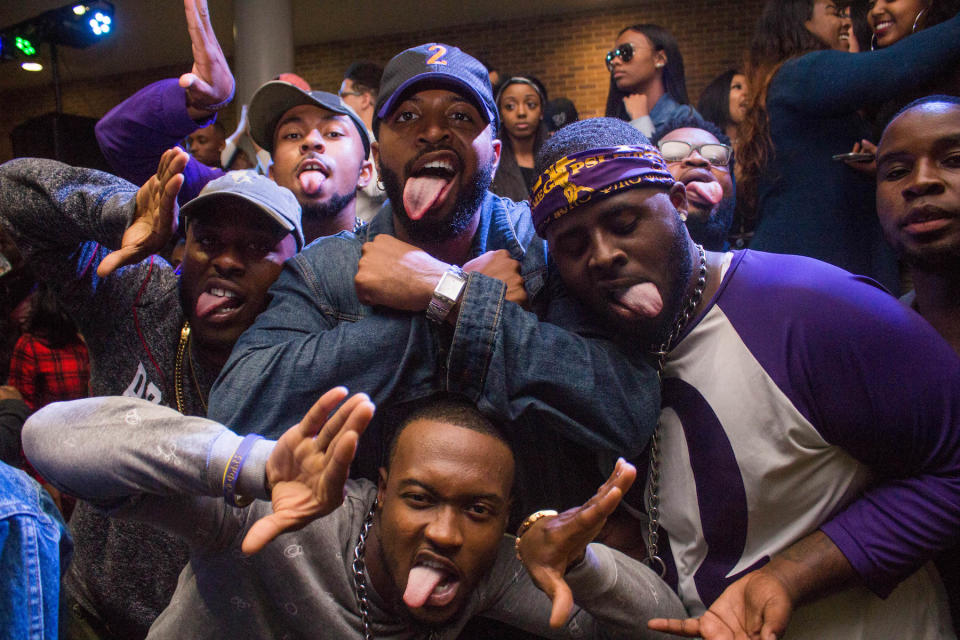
0, 150, 302, 638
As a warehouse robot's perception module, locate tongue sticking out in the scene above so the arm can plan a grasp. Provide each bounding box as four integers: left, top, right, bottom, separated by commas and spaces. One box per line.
403, 176, 451, 221
403, 566, 446, 609
617, 282, 663, 318
685, 181, 723, 206
195, 292, 236, 319
299, 171, 325, 195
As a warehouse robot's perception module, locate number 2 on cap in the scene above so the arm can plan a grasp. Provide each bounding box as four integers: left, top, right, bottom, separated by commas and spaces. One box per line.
426, 45, 448, 65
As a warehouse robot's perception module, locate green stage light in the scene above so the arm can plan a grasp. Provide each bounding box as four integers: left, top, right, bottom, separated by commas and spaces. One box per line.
15, 36, 35, 56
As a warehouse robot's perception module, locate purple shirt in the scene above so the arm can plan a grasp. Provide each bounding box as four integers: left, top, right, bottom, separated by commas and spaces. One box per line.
638, 250, 960, 635
95, 78, 222, 204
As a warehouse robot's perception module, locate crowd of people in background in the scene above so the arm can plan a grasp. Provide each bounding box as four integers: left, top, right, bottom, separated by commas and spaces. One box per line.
1, 0, 959, 638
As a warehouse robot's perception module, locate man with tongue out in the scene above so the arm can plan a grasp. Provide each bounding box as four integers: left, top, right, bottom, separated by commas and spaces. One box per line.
0, 151, 303, 638
96, 0, 373, 244
23, 389, 685, 638
532, 117, 960, 640
210, 44, 662, 519
650, 114, 735, 251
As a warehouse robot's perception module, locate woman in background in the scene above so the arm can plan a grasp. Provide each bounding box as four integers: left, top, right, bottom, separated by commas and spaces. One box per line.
697, 69, 748, 142
7, 284, 89, 411
491, 75, 550, 202
604, 24, 698, 137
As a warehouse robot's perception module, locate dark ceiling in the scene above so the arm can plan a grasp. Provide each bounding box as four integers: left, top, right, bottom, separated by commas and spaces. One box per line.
0, 0, 632, 90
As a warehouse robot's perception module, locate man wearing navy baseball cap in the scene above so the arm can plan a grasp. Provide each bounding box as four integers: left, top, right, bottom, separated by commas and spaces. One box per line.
211, 41, 661, 539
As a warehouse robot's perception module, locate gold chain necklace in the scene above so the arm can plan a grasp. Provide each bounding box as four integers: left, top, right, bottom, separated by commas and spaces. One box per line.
174, 321, 208, 414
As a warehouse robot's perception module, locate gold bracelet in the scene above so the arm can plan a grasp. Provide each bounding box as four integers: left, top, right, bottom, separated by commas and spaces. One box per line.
514, 509, 558, 560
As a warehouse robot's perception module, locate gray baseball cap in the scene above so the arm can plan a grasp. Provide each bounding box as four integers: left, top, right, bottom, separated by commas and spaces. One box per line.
249, 81, 371, 158
180, 171, 305, 250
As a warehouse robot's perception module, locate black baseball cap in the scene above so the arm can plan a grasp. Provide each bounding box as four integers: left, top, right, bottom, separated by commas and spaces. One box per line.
249, 81, 371, 158
374, 43, 498, 134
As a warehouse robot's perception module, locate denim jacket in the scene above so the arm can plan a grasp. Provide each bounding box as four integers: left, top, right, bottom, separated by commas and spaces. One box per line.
209, 193, 659, 509
0, 462, 72, 640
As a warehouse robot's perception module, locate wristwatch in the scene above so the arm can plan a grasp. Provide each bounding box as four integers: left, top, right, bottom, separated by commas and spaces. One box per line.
426, 265, 468, 324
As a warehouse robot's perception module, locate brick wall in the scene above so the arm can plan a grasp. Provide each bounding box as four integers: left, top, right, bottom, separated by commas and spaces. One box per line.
0, 1, 762, 164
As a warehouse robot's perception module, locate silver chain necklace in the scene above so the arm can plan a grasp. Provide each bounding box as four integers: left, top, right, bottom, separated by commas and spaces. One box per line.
353, 503, 376, 640
644, 244, 707, 577
352, 504, 440, 640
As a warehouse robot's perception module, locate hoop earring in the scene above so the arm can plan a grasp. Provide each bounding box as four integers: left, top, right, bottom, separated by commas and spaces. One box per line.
870, 33, 878, 50
376, 178, 385, 190
912, 7, 927, 32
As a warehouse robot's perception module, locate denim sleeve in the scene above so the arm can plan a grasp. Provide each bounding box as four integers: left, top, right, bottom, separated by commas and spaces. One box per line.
446, 271, 660, 457
0, 463, 71, 640
94, 78, 222, 204
208, 244, 443, 438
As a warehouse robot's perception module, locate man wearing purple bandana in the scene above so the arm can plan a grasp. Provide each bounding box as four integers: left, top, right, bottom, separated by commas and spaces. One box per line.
532, 117, 960, 640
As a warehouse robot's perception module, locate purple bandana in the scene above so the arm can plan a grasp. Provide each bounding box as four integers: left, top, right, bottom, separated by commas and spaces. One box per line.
530, 145, 675, 234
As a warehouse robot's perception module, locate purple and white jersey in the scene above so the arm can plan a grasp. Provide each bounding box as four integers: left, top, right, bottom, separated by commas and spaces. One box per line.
650, 250, 960, 639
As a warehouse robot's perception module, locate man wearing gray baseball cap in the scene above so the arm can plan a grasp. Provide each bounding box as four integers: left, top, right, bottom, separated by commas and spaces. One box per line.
245, 81, 372, 243
95, 0, 372, 245
0, 149, 301, 638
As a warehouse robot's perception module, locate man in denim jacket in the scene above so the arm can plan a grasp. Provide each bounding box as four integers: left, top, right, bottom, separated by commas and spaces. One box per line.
209, 44, 661, 515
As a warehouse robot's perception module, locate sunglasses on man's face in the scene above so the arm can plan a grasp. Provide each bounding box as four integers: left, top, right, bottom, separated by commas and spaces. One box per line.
605, 42, 635, 71
657, 140, 733, 166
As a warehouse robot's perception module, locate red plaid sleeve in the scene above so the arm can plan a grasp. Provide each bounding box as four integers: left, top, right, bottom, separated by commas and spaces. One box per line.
7, 334, 39, 410
7, 334, 90, 410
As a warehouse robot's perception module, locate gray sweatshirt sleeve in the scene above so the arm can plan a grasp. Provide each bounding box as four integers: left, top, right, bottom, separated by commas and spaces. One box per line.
482, 540, 685, 639
22, 396, 274, 547
0, 157, 145, 326
0, 157, 137, 264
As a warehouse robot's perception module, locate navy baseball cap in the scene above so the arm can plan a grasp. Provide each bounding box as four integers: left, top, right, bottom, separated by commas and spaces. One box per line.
180, 171, 305, 250
374, 43, 498, 134
249, 81, 371, 158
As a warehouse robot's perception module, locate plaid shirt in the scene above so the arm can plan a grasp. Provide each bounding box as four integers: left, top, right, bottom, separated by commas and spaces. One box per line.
8, 333, 90, 410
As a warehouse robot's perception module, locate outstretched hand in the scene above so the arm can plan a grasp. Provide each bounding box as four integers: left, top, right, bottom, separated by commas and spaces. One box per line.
647, 567, 793, 640
518, 458, 636, 628
179, 0, 235, 119
241, 388, 374, 554
97, 148, 187, 277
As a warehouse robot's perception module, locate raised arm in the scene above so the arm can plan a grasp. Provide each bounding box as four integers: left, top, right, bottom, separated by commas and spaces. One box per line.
23, 388, 372, 551
94, 0, 232, 202
0, 157, 137, 299
0, 153, 185, 325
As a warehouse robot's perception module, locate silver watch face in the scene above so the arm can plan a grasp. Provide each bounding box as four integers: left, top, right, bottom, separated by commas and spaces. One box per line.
435, 270, 466, 301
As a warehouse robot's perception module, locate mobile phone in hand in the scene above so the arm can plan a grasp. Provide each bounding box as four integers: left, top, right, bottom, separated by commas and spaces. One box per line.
832, 152, 874, 163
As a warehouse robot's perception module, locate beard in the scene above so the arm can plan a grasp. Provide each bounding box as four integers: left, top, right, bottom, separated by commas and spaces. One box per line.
645, 221, 695, 350
301, 190, 357, 223
684, 196, 735, 252
380, 152, 494, 243
899, 241, 960, 274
